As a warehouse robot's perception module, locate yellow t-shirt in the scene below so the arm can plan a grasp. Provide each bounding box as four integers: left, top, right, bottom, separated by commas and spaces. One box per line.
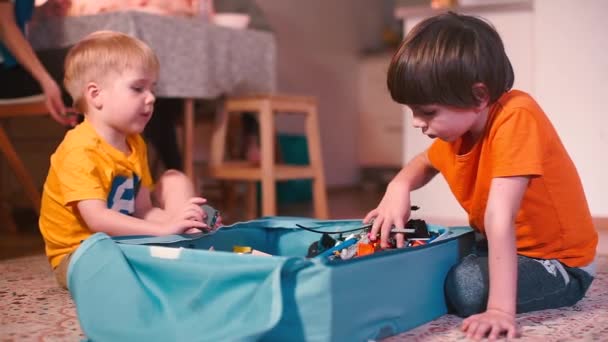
427, 90, 597, 267
39, 120, 153, 268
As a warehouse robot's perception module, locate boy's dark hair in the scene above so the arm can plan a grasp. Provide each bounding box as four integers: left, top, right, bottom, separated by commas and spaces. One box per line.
387, 12, 514, 107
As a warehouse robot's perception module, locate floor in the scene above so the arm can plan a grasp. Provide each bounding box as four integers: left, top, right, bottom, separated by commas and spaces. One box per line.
3, 253, 607, 341
1, 186, 606, 261
1, 187, 607, 341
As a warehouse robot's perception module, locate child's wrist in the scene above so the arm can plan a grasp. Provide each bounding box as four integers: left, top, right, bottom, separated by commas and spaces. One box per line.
151, 222, 169, 236
388, 178, 412, 194
486, 306, 515, 317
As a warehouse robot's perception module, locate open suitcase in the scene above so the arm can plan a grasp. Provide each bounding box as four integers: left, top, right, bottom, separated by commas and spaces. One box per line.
67, 217, 474, 341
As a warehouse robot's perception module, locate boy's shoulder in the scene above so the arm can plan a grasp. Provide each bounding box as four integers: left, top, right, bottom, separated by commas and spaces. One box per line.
53, 121, 103, 158
496, 90, 540, 112
54, 124, 148, 163
489, 90, 558, 143
492, 89, 548, 125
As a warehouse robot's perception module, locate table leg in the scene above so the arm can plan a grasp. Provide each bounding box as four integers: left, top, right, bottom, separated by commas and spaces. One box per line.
259, 100, 277, 216
183, 98, 195, 185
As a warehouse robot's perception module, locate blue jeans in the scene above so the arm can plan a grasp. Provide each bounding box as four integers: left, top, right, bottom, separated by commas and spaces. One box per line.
444, 243, 595, 317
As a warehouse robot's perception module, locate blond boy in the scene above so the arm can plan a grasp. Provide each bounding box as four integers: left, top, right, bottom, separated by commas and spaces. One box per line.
39, 31, 210, 289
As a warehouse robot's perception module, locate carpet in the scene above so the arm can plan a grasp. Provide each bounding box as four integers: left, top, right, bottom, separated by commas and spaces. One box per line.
1, 254, 606, 341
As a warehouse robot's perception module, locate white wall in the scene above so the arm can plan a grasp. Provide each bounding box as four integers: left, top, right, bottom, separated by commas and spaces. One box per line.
256, 0, 359, 187
255, 0, 396, 187
252, 0, 608, 219
533, 0, 608, 216
400, 0, 608, 220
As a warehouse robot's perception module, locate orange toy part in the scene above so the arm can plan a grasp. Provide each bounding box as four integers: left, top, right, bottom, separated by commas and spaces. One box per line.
357, 242, 376, 257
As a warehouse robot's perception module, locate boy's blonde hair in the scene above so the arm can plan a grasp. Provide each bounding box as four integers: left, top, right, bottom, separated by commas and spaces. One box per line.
64, 31, 160, 112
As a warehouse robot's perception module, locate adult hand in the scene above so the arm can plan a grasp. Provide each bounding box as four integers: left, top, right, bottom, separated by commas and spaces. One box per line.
39, 76, 78, 126
461, 309, 519, 341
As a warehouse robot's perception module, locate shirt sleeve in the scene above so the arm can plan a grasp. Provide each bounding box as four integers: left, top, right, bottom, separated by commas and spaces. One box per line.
489, 108, 544, 178
57, 148, 108, 205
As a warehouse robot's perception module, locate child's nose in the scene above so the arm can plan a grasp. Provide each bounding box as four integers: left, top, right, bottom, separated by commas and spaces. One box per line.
412, 115, 426, 129
146, 91, 156, 104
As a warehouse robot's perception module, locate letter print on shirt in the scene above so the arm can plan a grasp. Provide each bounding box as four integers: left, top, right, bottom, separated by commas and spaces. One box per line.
107, 173, 141, 215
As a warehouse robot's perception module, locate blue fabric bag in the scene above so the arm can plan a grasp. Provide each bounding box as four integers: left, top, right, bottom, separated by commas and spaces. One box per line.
67, 218, 474, 341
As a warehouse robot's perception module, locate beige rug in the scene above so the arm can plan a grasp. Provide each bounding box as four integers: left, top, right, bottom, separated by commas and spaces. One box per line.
1, 254, 606, 341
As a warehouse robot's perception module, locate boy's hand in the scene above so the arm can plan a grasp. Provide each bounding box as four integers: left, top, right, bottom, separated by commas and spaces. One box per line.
214, 215, 223, 228
201, 204, 223, 231
185, 215, 223, 234
163, 197, 208, 234
364, 180, 412, 248
462, 309, 519, 341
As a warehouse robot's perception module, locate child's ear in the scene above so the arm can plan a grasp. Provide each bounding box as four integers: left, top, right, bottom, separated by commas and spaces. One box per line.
471, 83, 490, 111
85, 82, 103, 110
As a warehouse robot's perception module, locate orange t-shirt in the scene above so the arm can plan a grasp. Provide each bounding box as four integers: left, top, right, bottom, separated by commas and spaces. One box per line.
427, 90, 597, 267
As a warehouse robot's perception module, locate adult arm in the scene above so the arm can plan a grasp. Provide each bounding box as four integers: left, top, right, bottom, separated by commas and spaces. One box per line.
0, 1, 73, 125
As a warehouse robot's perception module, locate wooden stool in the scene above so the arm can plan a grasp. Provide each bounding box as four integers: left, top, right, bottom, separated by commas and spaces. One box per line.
0, 95, 46, 233
209, 95, 329, 220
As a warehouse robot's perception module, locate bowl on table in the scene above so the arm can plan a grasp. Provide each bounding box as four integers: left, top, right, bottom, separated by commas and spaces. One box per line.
212, 13, 251, 29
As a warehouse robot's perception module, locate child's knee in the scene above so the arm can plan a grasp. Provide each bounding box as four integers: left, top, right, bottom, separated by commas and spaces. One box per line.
157, 169, 192, 188
444, 254, 489, 317
154, 169, 197, 206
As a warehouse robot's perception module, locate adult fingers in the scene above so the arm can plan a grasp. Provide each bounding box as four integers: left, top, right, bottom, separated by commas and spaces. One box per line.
51, 94, 66, 116
46, 98, 71, 126
58, 107, 79, 127
66, 109, 80, 127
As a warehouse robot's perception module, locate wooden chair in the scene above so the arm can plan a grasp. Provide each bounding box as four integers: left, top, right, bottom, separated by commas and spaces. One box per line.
209, 95, 329, 220
0, 94, 46, 233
